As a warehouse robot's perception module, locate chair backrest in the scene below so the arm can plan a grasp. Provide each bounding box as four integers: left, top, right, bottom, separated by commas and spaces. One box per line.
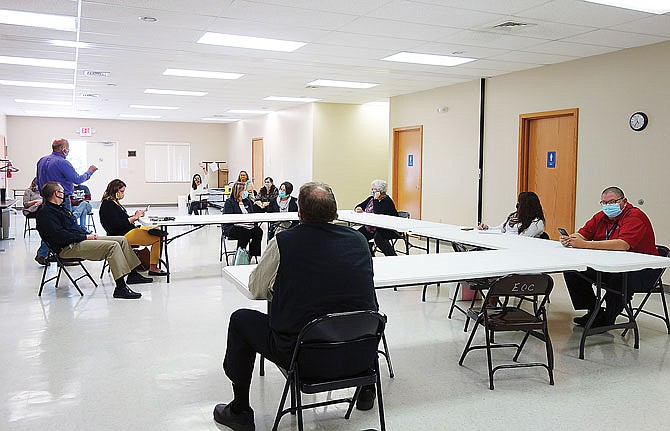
657, 245, 669, 258
293, 311, 386, 381
486, 274, 553, 300
539, 232, 550, 240
452, 242, 468, 253
397, 211, 410, 219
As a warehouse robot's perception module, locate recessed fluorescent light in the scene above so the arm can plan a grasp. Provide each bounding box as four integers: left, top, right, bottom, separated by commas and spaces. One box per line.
382, 52, 476, 66
144, 89, 207, 96
129, 104, 180, 110
0, 9, 76, 31
227, 109, 273, 114
120, 114, 162, 119
15, 99, 71, 106
163, 68, 243, 80
307, 79, 379, 89
583, 0, 670, 14
0, 55, 76, 69
0, 80, 73, 89
49, 40, 91, 49
197, 32, 305, 52
264, 96, 320, 102
203, 118, 241, 122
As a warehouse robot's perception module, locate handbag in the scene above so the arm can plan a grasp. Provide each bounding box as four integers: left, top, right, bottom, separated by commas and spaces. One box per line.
233, 247, 250, 265
133, 247, 151, 271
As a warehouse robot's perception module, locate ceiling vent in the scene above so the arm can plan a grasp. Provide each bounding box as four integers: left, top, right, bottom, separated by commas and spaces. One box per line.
491, 21, 533, 29
80, 93, 100, 98
82, 70, 111, 77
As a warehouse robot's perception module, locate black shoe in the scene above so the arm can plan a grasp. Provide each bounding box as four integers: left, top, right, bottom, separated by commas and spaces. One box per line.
113, 284, 142, 299
573, 312, 592, 326
35, 255, 49, 266
213, 403, 255, 431
126, 272, 153, 284
148, 270, 168, 276
356, 386, 376, 411
574, 308, 608, 327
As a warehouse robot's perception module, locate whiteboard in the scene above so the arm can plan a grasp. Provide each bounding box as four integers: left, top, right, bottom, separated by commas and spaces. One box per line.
145, 142, 190, 183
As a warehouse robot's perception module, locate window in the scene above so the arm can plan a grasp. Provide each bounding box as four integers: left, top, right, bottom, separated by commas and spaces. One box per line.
145, 142, 190, 183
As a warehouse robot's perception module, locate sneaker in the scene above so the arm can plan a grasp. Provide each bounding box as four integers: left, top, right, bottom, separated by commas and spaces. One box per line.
213, 403, 255, 431
35, 255, 49, 266
355, 386, 376, 411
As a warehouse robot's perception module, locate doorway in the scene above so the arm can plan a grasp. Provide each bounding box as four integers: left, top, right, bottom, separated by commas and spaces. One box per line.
392, 126, 423, 219
69, 140, 118, 202
252, 138, 264, 188
518, 109, 578, 240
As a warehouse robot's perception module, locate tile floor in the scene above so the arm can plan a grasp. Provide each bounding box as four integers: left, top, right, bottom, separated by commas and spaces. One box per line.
1, 207, 669, 431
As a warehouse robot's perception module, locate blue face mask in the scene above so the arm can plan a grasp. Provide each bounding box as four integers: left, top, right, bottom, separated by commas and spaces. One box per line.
602, 203, 622, 218
279, 191, 287, 199
242, 191, 249, 200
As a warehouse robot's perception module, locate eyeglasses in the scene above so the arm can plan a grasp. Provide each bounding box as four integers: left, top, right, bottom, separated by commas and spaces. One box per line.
600, 197, 623, 206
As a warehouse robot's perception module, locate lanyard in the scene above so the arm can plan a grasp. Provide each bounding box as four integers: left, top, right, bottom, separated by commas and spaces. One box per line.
605, 221, 619, 240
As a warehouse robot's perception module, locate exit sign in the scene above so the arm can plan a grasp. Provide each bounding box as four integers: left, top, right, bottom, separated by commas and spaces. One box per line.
79, 127, 92, 137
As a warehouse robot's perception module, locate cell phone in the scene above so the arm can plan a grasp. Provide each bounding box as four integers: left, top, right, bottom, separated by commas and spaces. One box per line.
461, 227, 474, 231
558, 228, 569, 236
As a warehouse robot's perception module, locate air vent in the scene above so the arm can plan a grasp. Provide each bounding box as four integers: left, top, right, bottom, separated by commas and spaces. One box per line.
80, 93, 100, 98
492, 21, 533, 29
82, 70, 111, 77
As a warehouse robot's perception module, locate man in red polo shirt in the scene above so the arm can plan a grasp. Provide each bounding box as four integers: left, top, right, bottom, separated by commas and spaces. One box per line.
560, 186, 660, 327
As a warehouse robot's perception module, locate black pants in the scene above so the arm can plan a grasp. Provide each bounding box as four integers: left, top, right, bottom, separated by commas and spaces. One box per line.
188, 200, 207, 215
358, 226, 398, 256
563, 268, 662, 322
227, 225, 263, 256
223, 309, 291, 389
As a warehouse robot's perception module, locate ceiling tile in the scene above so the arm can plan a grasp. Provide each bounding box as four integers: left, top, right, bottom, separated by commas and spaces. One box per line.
562, 29, 668, 49
516, 0, 649, 27
367, 0, 507, 29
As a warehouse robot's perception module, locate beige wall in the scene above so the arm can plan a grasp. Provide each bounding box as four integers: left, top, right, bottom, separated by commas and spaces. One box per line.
390, 80, 481, 224
390, 41, 670, 250
224, 104, 314, 190
6, 116, 226, 204
313, 103, 390, 209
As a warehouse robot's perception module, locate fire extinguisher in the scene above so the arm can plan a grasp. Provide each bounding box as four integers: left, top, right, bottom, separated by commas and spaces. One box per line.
6, 161, 12, 178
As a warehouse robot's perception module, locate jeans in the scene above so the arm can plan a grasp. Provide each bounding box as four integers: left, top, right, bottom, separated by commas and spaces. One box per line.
72, 201, 92, 229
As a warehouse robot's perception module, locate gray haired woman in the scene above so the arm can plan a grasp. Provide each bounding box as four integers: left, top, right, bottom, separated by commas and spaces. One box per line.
354, 179, 400, 256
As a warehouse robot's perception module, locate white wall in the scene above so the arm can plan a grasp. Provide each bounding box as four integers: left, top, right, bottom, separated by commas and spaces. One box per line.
224, 104, 313, 192
6, 116, 227, 205
0, 112, 6, 138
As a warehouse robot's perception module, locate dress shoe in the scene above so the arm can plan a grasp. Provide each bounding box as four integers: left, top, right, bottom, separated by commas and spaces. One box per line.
126, 272, 153, 284
574, 308, 610, 327
113, 284, 142, 299
356, 386, 376, 411
213, 403, 255, 431
148, 270, 168, 276
35, 255, 49, 266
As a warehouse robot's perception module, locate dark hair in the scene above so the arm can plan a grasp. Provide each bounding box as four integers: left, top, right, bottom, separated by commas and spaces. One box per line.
192, 174, 202, 190
602, 186, 625, 199
237, 170, 249, 182
231, 181, 246, 201
506, 191, 545, 234
102, 179, 127, 201
264, 176, 273, 184
41, 181, 62, 199
280, 181, 293, 196
30, 177, 37, 190
298, 182, 337, 223
52, 138, 68, 152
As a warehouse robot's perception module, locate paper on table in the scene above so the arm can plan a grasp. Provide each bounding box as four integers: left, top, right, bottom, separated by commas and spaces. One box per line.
478, 228, 502, 234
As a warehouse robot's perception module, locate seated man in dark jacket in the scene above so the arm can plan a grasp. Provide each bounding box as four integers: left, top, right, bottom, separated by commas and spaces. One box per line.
36, 181, 152, 299
213, 182, 379, 430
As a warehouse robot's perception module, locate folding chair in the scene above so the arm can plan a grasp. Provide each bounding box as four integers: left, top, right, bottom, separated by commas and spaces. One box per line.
24, 212, 38, 237
272, 310, 387, 431
459, 274, 554, 390
621, 244, 670, 336
219, 227, 237, 265
86, 212, 97, 233
39, 244, 98, 296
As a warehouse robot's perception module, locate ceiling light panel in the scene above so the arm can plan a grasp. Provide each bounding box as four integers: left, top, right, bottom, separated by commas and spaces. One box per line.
163, 68, 243, 80
307, 79, 379, 89
197, 32, 306, 52
227, 109, 273, 114
15, 99, 71, 106
382, 52, 476, 66
202, 117, 240, 122
0, 9, 76, 31
130, 104, 180, 110
144, 89, 207, 96
120, 114, 162, 119
0, 55, 76, 69
583, 1, 670, 14
0, 80, 74, 89
49, 40, 91, 48
264, 96, 320, 102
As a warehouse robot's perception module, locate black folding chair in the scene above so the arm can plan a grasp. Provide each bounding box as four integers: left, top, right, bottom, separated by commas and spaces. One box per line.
38, 243, 98, 296
24, 212, 38, 237
459, 274, 554, 390
272, 310, 387, 431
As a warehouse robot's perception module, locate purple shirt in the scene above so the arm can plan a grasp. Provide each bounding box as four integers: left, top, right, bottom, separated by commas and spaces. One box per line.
36, 152, 93, 195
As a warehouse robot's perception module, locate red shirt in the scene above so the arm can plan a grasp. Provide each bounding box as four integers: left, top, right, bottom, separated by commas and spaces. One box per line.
578, 203, 657, 255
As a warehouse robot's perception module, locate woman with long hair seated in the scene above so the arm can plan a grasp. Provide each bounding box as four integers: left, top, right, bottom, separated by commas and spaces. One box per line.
188, 173, 208, 215
478, 191, 546, 237
222, 181, 263, 257
99, 179, 167, 276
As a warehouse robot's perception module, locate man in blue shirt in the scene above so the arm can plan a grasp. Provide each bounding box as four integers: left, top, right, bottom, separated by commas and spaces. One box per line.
34, 139, 98, 265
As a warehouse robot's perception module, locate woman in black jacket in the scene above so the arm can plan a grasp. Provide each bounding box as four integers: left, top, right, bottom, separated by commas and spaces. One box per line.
222, 182, 263, 256
99, 179, 167, 276
267, 181, 298, 239
354, 179, 400, 256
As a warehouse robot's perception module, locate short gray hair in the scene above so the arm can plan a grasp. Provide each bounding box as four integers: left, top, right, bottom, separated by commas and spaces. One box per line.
371, 179, 387, 194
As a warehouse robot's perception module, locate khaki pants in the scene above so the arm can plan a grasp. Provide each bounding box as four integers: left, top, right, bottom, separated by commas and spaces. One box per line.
125, 227, 161, 265
59, 236, 141, 280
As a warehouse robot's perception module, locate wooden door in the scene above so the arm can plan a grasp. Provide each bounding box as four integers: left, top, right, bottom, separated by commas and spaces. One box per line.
393, 126, 423, 219
252, 138, 264, 189
519, 109, 578, 240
